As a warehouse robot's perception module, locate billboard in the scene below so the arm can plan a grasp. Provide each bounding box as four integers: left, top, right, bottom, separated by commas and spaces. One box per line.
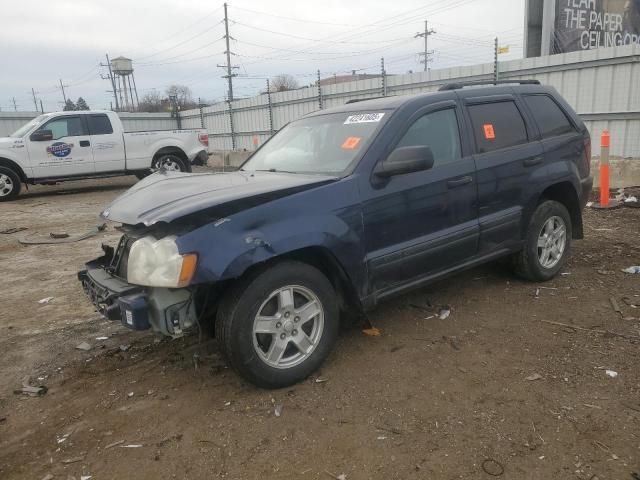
553, 0, 640, 53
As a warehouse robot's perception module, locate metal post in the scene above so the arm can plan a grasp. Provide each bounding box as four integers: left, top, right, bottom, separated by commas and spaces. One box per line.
59, 79, 67, 104
228, 97, 236, 150
381, 57, 387, 97
494, 37, 499, 83
198, 97, 205, 129
317, 69, 323, 110
12, 97, 17, 111
127, 76, 136, 111
105, 54, 119, 111
40, 99, 44, 113
31, 88, 38, 111
266, 79, 274, 135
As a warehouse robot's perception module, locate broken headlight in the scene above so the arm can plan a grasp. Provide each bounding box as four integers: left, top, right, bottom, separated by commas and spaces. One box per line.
127, 235, 197, 288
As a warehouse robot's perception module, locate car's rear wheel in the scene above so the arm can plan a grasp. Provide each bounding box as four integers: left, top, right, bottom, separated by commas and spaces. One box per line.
216, 261, 339, 389
513, 200, 572, 281
0, 166, 21, 202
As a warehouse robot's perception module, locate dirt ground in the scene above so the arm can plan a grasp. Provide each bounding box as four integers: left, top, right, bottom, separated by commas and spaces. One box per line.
0, 175, 638, 480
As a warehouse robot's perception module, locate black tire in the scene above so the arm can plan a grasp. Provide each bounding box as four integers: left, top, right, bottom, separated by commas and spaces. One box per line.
216, 261, 339, 389
513, 200, 572, 282
135, 154, 188, 180
0, 166, 21, 202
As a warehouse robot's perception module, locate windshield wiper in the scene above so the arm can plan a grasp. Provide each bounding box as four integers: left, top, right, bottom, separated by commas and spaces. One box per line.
254, 168, 299, 174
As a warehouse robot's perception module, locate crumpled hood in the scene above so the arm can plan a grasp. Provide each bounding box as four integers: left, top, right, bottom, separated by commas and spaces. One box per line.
102, 170, 335, 226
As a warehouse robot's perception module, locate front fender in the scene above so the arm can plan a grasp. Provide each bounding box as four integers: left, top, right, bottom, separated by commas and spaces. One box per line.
175, 177, 367, 297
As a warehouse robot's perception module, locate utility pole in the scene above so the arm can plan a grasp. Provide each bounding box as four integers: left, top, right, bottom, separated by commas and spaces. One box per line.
40, 99, 44, 113
59, 79, 67, 104
494, 37, 499, 82
218, 3, 238, 149
101, 54, 120, 111
416, 20, 436, 72
12, 97, 17, 111
31, 88, 38, 112
266, 79, 274, 135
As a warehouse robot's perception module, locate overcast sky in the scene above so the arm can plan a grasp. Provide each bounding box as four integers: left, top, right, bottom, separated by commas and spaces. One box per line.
1, 0, 524, 112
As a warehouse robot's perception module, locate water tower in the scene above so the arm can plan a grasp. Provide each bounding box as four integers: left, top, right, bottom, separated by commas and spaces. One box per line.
111, 56, 139, 111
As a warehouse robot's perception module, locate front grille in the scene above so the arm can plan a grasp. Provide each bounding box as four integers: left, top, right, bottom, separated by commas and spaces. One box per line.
107, 235, 136, 279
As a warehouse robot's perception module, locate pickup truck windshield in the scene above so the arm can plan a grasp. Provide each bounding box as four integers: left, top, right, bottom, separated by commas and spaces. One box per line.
10, 115, 47, 138
242, 112, 385, 175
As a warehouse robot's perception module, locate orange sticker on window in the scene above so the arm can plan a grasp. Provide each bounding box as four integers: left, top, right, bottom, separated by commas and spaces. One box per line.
483, 124, 496, 140
341, 137, 362, 149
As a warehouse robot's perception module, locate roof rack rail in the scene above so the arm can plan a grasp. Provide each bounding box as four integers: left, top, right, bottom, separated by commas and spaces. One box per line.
438, 79, 541, 91
345, 96, 385, 104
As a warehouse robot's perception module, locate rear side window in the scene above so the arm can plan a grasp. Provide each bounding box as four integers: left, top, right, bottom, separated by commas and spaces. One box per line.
523, 95, 574, 139
468, 101, 528, 154
87, 115, 113, 135
396, 108, 461, 167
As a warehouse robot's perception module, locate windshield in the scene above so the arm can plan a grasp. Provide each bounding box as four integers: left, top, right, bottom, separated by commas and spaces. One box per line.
10, 115, 47, 138
242, 112, 386, 175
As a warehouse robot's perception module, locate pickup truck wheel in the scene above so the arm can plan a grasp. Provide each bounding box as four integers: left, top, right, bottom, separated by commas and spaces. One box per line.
216, 261, 339, 389
0, 167, 21, 202
154, 154, 187, 172
514, 200, 572, 282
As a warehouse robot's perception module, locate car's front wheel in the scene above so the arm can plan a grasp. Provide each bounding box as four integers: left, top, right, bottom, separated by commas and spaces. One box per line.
216, 261, 339, 389
514, 200, 572, 281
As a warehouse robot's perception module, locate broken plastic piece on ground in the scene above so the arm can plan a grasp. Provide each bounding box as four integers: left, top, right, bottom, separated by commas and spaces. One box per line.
622, 266, 640, 274
605, 370, 618, 378
121, 444, 143, 448
38, 297, 54, 304
76, 342, 92, 351
19, 224, 106, 245
526, 373, 543, 381
325, 471, 347, 480
49, 232, 70, 239
362, 327, 381, 337
438, 306, 451, 320
315, 377, 329, 383
0, 227, 27, 235
274, 403, 283, 417
14, 385, 48, 397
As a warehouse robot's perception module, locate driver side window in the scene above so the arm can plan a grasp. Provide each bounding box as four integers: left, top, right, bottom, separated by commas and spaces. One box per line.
40, 117, 85, 140
396, 108, 462, 167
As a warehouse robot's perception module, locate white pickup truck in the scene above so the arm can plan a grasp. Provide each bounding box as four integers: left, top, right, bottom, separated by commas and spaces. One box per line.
0, 110, 209, 201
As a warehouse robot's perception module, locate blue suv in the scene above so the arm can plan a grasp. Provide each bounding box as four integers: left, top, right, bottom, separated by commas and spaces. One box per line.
79, 81, 593, 388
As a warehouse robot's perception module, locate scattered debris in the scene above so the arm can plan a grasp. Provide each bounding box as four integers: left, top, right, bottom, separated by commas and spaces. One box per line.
119, 344, 131, 352
76, 342, 92, 351
274, 403, 283, 417
362, 327, 381, 337
49, 232, 70, 239
61, 456, 85, 464
526, 373, 543, 381
540, 319, 640, 340
622, 266, 640, 274
610, 297, 623, 316
38, 297, 54, 304
156, 433, 183, 447
19, 223, 106, 245
375, 424, 402, 435
481, 458, 505, 477
127, 392, 134, 398
95, 336, 109, 341
324, 471, 347, 480
41, 474, 54, 480
120, 444, 143, 448
444, 335, 460, 351
315, 377, 329, 384
438, 306, 451, 320
104, 439, 125, 449
605, 370, 618, 378
80, 476, 92, 480
14, 379, 48, 397
0, 227, 27, 235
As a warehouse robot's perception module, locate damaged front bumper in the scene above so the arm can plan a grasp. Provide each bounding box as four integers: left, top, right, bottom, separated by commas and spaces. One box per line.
78, 245, 197, 337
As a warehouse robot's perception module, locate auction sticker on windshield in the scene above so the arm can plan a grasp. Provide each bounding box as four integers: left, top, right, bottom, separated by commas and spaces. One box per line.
344, 113, 385, 125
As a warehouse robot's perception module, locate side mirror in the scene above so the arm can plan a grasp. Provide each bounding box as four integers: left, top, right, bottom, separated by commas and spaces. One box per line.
30, 129, 53, 142
374, 145, 435, 178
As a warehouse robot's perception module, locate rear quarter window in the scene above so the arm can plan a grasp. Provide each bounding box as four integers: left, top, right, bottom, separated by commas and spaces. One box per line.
523, 95, 575, 139
468, 101, 528, 154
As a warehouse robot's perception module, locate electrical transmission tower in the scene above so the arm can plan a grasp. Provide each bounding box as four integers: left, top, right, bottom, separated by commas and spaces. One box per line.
218, 2, 239, 149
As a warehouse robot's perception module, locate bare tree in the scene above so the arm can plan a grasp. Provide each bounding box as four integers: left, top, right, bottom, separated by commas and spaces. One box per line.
165, 84, 197, 109
269, 74, 299, 92
137, 90, 170, 113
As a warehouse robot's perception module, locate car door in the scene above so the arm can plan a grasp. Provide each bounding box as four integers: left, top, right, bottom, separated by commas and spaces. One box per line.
28, 115, 94, 178
462, 95, 545, 254
87, 114, 126, 173
361, 101, 479, 295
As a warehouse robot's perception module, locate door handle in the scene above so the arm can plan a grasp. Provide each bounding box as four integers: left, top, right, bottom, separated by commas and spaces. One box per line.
447, 176, 473, 189
524, 156, 543, 167
80, 140, 90, 147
